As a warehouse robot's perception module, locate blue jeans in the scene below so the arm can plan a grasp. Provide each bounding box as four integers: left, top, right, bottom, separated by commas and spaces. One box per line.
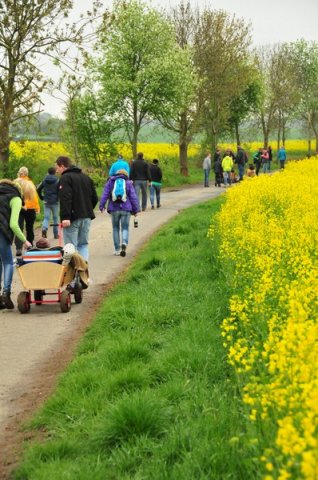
63, 218, 91, 261
223, 171, 231, 186
0, 231, 14, 293
238, 164, 244, 180
111, 211, 131, 251
42, 203, 59, 236
134, 180, 148, 210
263, 162, 269, 173
149, 184, 161, 207
204, 168, 210, 187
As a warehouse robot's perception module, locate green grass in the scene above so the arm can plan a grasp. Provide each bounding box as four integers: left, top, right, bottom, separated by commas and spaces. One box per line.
14, 197, 261, 480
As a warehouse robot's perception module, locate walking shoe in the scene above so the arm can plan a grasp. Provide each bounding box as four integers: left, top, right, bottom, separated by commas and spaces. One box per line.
2, 292, 14, 309
54, 234, 59, 239
114, 250, 120, 256
157, 204, 161, 208
42, 229, 47, 238
16, 249, 22, 257
0, 297, 5, 310
120, 244, 127, 257
151, 205, 154, 209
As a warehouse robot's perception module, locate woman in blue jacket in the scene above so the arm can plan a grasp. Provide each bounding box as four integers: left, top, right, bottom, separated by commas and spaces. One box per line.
99, 170, 139, 257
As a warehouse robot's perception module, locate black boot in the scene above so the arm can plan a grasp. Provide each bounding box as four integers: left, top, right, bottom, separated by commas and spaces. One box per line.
42, 229, 47, 238
2, 291, 14, 309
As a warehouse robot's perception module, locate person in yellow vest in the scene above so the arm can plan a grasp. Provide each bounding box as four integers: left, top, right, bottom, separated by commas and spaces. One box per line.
221, 150, 234, 187
14, 167, 40, 256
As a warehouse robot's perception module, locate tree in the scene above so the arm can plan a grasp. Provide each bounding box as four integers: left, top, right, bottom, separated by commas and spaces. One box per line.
0, 0, 98, 175
64, 85, 120, 169
193, 8, 252, 151
227, 78, 262, 146
93, 0, 190, 158
289, 40, 318, 154
161, 1, 198, 176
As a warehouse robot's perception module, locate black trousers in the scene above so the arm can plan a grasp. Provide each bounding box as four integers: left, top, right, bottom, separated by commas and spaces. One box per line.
15, 209, 36, 249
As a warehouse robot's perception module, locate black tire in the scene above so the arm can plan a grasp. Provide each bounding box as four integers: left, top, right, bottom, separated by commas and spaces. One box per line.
17, 291, 31, 314
73, 284, 83, 304
34, 290, 44, 305
60, 290, 71, 313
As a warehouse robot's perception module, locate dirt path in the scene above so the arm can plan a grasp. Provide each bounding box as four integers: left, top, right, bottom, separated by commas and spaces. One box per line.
0, 184, 222, 478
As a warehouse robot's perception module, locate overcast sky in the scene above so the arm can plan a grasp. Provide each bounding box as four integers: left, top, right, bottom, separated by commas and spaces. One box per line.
42, 0, 318, 117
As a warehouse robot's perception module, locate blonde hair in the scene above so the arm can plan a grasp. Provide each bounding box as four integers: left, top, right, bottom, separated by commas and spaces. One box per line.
15, 178, 37, 202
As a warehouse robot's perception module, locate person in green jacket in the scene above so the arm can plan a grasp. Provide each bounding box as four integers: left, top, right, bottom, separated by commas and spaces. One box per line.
0, 179, 32, 309
222, 151, 234, 186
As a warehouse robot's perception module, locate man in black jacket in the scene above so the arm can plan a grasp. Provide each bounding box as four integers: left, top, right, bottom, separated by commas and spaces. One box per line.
129, 152, 151, 211
55, 156, 98, 261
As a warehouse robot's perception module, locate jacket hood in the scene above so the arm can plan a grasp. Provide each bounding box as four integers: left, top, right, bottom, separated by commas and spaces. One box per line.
45, 174, 59, 184
0, 181, 22, 198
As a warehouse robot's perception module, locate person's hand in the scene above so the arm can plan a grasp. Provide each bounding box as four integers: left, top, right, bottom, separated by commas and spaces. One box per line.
24, 240, 32, 249
62, 219, 71, 228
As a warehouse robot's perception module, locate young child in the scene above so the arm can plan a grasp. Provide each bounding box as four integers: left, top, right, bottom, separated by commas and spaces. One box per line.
246, 164, 256, 177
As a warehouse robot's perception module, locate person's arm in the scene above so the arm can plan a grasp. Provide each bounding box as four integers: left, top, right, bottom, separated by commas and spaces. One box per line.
90, 179, 98, 209
59, 175, 73, 221
9, 197, 27, 243
37, 182, 44, 200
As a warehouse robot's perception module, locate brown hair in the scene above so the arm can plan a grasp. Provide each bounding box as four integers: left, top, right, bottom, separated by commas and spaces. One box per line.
56, 156, 72, 168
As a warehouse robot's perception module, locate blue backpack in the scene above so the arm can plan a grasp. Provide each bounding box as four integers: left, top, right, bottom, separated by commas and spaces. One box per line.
112, 178, 127, 202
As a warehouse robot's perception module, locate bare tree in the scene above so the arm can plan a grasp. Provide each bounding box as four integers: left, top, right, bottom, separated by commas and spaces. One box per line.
0, 0, 99, 174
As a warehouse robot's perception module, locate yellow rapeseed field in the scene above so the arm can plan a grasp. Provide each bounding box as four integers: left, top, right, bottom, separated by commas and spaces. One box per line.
9, 139, 312, 164
208, 159, 318, 479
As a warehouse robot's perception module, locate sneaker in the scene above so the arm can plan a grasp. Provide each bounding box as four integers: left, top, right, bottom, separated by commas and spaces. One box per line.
2, 292, 14, 309
151, 205, 154, 209
54, 234, 59, 239
120, 244, 127, 257
114, 250, 120, 256
16, 249, 22, 257
42, 229, 47, 238
157, 204, 161, 208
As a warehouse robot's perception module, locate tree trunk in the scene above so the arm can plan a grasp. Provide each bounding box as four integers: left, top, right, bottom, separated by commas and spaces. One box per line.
178, 112, 189, 176
234, 121, 240, 146
0, 123, 10, 177
179, 135, 189, 176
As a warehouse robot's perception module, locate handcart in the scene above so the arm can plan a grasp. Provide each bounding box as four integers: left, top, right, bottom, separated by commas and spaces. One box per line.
16, 226, 84, 314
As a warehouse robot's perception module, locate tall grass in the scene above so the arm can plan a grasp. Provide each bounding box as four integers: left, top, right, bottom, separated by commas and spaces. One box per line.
14, 197, 261, 479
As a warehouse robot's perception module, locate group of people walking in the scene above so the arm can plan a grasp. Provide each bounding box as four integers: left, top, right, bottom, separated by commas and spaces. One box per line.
0, 153, 163, 309
203, 144, 287, 186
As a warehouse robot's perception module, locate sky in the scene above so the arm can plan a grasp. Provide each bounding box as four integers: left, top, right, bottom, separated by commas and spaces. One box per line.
41, 0, 318, 117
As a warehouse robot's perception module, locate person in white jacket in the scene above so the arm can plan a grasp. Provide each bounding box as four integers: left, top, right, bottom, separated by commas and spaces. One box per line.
203, 152, 212, 187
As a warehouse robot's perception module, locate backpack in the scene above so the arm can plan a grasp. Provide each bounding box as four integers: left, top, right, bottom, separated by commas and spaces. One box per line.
112, 178, 127, 202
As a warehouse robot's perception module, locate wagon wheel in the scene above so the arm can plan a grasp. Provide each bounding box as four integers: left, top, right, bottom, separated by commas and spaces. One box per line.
60, 290, 71, 313
34, 290, 44, 305
73, 283, 83, 304
17, 291, 31, 314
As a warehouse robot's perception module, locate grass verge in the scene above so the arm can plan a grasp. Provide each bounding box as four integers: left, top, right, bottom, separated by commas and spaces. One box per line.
14, 197, 261, 479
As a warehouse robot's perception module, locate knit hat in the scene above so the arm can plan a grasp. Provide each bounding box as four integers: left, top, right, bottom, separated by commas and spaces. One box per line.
35, 237, 51, 249
18, 166, 28, 177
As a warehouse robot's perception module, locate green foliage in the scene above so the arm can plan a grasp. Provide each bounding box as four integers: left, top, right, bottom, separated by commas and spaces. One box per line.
64, 92, 120, 168
92, 0, 191, 156
14, 197, 261, 479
